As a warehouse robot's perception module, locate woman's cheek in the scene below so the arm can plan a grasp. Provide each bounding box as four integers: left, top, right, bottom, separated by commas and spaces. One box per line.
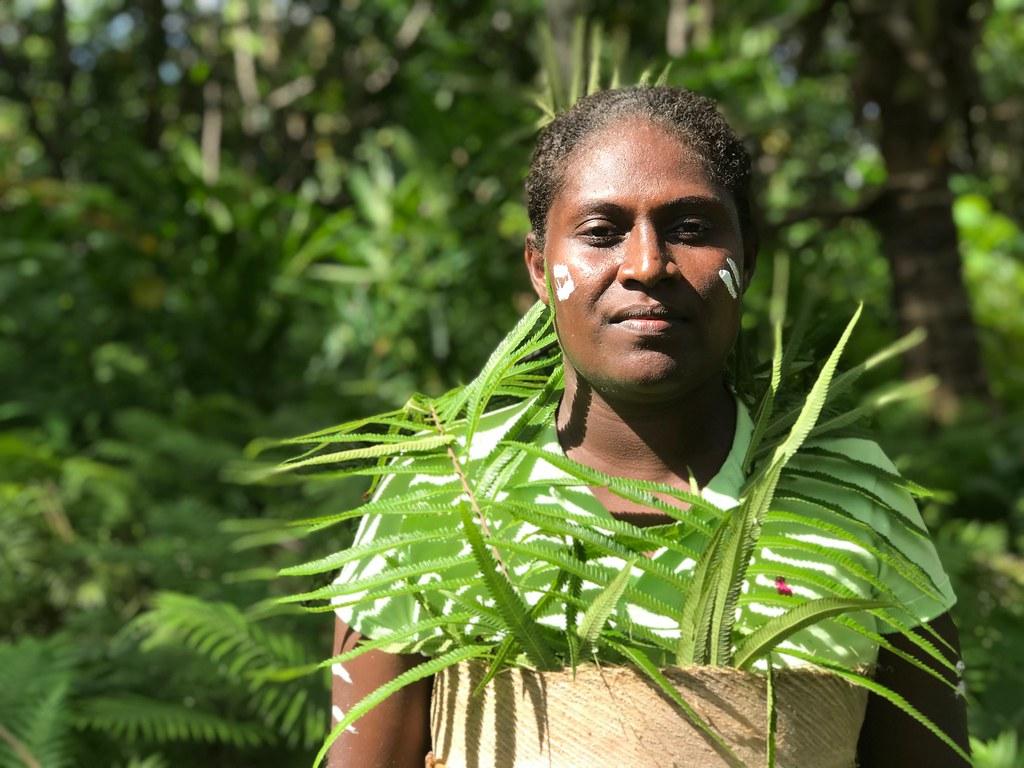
716, 256, 742, 300
552, 263, 576, 301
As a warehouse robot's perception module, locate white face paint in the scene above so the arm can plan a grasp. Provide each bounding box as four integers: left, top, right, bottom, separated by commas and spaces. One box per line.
552, 263, 576, 301
718, 268, 738, 299
725, 257, 741, 286
332, 662, 352, 684
331, 705, 359, 734
718, 256, 742, 299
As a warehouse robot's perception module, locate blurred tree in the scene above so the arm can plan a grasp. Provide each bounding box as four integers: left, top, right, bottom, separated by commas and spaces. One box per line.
849, 0, 991, 411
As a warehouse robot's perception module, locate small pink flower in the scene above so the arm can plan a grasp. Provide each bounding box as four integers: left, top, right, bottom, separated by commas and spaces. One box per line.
775, 577, 793, 596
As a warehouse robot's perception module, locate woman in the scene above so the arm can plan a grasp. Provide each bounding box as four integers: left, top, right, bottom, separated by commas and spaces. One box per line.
328, 86, 969, 767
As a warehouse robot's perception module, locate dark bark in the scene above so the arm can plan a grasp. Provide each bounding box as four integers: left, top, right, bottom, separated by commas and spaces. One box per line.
141, 0, 168, 150
850, 0, 991, 413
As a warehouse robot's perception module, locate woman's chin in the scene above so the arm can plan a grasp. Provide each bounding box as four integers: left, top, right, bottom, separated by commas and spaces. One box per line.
590, 358, 714, 402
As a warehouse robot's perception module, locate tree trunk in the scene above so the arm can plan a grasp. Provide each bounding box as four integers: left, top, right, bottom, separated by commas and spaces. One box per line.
850, 0, 990, 416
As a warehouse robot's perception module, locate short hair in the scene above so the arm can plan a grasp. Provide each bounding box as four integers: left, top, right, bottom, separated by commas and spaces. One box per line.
525, 85, 755, 252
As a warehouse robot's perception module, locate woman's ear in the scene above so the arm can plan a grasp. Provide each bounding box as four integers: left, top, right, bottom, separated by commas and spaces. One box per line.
524, 233, 549, 305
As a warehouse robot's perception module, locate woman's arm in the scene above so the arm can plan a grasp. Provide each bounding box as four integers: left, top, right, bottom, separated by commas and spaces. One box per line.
328, 617, 433, 768
857, 611, 970, 767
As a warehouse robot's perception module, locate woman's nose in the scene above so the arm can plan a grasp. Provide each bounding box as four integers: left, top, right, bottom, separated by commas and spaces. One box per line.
617, 224, 677, 286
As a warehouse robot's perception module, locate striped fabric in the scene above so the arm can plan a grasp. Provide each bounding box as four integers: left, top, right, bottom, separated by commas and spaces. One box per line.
332, 394, 955, 669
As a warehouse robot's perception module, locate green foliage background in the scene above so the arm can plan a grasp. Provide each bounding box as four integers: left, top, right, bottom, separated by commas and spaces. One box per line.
0, 1, 1021, 765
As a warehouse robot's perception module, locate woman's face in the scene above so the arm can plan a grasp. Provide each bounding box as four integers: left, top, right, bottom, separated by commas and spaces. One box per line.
525, 118, 753, 402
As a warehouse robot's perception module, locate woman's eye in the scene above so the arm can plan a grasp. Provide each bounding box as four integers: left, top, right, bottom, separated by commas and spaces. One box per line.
579, 225, 621, 244
669, 219, 710, 241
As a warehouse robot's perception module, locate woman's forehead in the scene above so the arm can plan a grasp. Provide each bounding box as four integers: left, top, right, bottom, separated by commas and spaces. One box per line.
556, 119, 727, 212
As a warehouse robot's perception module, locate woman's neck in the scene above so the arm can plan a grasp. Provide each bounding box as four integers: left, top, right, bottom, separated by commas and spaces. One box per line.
556, 364, 737, 490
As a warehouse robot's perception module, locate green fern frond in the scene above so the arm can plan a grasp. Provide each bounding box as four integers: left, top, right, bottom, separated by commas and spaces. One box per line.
278, 552, 476, 605
505, 440, 723, 530
795, 447, 941, 499
314, 645, 492, 768
777, 649, 971, 765
577, 559, 635, 645
500, 501, 694, 591
461, 301, 554, 448
488, 538, 681, 622
732, 597, 888, 669
761, 327, 926, 443
768, 504, 944, 603
504, 498, 700, 561
0, 637, 76, 768
279, 527, 462, 577
458, 502, 560, 670
744, 253, 788, 472
130, 593, 326, 748
604, 641, 743, 767
74, 696, 266, 748
778, 469, 928, 535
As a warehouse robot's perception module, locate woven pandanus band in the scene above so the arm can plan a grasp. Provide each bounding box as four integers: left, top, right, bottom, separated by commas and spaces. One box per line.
430, 661, 869, 768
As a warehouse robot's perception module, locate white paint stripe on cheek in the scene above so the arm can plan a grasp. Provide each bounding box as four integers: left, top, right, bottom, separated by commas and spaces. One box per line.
552, 263, 576, 301
726, 257, 741, 287
331, 705, 359, 734
332, 663, 352, 684
718, 269, 739, 299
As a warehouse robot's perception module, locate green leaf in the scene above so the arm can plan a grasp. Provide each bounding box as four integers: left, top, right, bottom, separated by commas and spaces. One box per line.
76, 696, 267, 747
743, 253, 788, 473
273, 434, 455, 472
313, 645, 491, 768
653, 61, 674, 86
763, 327, 925, 442
778, 468, 928, 535
276, 553, 475, 604
567, 17, 586, 106
604, 641, 744, 767
732, 597, 888, 669
676, 518, 731, 665
795, 447, 942, 499
536, 23, 565, 114
500, 501, 692, 591
767, 504, 943, 603
279, 528, 460, 576
577, 558, 635, 645
288, 484, 460, 531
472, 636, 519, 699
457, 503, 560, 670
289, 613, 489, 678
505, 440, 723, 528
462, 301, 552, 447
777, 649, 971, 766
768, 303, 863, 466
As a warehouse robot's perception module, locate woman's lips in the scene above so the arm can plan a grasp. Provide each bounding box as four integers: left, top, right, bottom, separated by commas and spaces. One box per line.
614, 317, 684, 333
610, 305, 687, 334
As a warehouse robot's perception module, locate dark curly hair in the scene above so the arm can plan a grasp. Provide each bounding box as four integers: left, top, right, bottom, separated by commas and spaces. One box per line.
525, 85, 755, 252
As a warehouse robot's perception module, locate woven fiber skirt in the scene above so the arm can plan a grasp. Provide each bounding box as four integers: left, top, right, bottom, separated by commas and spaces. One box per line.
430, 661, 869, 768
